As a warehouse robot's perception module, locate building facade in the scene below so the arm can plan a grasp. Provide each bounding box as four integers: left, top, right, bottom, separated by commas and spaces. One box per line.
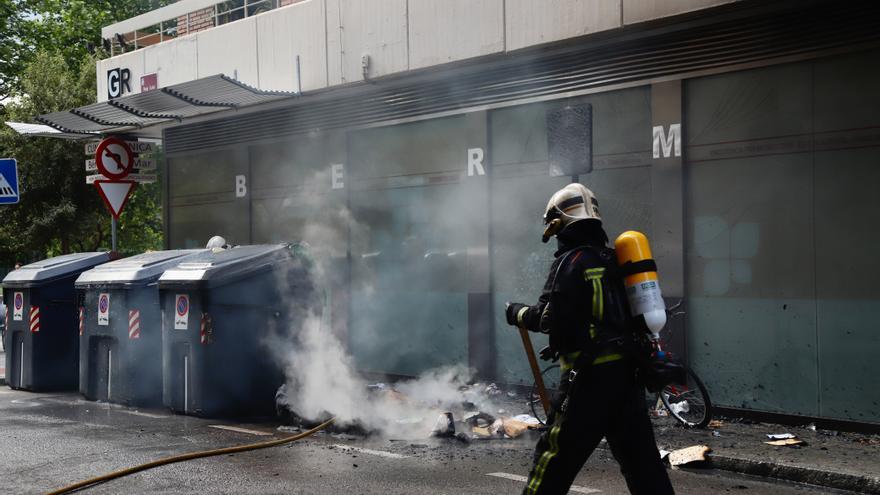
45, 0, 880, 425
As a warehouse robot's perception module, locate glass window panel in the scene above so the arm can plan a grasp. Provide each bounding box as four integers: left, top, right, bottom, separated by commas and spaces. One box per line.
251, 132, 347, 259
169, 202, 249, 248
814, 151, 880, 421
685, 63, 812, 146
489, 87, 652, 385
348, 117, 479, 376
168, 148, 249, 248
686, 158, 818, 416
813, 50, 880, 133
490, 87, 651, 169
685, 54, 880, 422
348, 118, 466, 179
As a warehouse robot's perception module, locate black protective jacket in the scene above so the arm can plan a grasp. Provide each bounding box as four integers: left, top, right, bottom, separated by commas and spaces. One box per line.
517, 222, 628, 361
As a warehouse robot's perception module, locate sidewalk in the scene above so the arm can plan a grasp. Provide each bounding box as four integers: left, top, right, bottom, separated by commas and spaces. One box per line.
650, 415, 880, 493
483, 390, 879, 493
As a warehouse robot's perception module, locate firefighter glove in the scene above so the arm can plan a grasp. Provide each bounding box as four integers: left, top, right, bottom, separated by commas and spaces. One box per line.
505, 302, 528, 327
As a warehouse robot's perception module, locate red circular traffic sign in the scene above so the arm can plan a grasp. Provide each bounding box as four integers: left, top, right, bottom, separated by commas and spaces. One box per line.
94, 137, 134, 180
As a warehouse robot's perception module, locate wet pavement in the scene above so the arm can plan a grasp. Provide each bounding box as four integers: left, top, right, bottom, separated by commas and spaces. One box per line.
0, 388, 865, 494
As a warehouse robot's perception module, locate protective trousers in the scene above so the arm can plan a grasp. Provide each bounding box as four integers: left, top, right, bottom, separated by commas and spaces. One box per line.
522, 359, 674, 495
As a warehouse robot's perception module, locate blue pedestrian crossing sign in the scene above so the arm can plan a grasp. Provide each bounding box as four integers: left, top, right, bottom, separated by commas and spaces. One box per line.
0, 159, 19, 205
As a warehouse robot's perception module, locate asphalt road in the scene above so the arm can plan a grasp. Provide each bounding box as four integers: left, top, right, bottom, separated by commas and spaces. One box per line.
0, 388, 853, 494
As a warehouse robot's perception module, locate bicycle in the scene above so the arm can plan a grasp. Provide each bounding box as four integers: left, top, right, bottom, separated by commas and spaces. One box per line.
528, 302, 713, 428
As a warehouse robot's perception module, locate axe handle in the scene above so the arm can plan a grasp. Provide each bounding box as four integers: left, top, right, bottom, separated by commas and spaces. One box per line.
518, 326, 551, 418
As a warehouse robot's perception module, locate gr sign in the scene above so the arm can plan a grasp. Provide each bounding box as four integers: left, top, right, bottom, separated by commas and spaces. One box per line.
107, 68, 132, 99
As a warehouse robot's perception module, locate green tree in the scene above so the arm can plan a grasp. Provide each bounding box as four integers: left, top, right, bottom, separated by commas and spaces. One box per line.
0, 0, 171, 267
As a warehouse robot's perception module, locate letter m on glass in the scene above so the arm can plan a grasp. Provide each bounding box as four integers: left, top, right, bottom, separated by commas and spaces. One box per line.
652, 124, 681, 159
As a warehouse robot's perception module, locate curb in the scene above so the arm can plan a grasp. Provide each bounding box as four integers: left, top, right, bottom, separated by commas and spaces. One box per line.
708, 454, 880, 494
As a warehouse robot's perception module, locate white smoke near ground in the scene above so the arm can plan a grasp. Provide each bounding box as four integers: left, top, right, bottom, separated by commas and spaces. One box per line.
274, 313, 489, 438
264, 168, 505, 439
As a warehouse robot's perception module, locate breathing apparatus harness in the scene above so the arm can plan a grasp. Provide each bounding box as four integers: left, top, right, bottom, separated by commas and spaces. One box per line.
540, 243, 684, 394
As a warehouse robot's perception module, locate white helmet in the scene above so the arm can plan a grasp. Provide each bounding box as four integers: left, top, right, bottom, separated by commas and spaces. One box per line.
542, 183, 602, 243
206, 235, 229, 251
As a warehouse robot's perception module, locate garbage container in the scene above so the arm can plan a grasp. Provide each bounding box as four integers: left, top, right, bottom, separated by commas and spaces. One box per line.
75, 250, 205, 406
158, 243, 315, 417
2, 252, 112, 391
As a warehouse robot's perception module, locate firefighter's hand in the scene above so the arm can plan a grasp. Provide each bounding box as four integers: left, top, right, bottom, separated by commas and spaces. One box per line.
505, 302, 527, 327
539, 345, 559, 362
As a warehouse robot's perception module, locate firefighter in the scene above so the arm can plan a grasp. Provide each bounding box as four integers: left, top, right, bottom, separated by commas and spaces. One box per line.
505, 183, 674, 495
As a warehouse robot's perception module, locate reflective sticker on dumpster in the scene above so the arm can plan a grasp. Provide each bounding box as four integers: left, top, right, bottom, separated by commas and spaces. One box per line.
98, 293, 110, 326
175, 294, 189, 330
12, 292, 23, 321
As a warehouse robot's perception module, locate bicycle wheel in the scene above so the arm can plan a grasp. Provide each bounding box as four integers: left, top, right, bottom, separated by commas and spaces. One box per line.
659, 367, 712, 428
529, 364, 560, 425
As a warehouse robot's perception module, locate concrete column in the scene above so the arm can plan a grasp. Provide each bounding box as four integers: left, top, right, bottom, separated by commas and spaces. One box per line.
650, 80, 686, 358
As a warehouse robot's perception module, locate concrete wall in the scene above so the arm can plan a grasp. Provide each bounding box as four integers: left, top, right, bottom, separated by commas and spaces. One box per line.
623, 0, 737, 25
97, 0, 741, 102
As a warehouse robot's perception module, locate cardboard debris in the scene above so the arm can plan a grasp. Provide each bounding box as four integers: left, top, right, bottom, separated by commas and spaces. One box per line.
707, 419, 724, 429
501, 418, 533, 439
472, 426, 492, 438
765, 438, 805, 447
668, 445, 711, 466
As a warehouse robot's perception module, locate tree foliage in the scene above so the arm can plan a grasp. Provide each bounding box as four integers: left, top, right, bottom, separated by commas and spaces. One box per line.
0, 0, 171, 270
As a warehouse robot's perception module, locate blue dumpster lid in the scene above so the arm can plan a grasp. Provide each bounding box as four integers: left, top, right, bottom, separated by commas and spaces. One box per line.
158, 244, 295, 289
2, 252, 112, 288
75, 249, 206, 288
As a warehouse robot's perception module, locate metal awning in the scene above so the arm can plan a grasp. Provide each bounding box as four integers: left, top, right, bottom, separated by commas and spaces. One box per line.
24, 74, 297, 138
4, 121, 96, 139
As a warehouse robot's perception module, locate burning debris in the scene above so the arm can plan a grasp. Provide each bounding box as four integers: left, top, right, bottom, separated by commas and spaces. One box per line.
276, 368, 542, 442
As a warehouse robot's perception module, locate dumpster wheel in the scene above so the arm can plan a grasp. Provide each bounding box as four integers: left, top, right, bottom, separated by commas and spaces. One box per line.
44, 418, 335, 495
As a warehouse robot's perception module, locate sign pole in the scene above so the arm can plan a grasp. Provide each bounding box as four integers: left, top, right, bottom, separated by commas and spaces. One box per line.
111, 216, 118, 252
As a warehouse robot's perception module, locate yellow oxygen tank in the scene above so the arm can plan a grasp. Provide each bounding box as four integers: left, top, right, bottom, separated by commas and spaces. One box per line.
614, 231, 666, 339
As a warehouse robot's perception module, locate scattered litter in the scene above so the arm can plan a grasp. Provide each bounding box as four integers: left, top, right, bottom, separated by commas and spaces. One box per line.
431, 412, 456, 438
489, 418, 504, 437
767, 433, 796, 440
472, 426, 492, 437
367, 383, 387, 391
668, 401, 690, 415
765, 438, 805, 447
712, 431, 721, 437
512, 414, 541, 426
485, 383, 501, 396
277, 426, 302, 433
501, 418, 534, 439
659, 449, 671, 460
652, 401, 668, 417
805, 423, 817, 431
854, 437, 880, 446
506, 391, 518, 398
707, 419, 724, 429
465, 412, 495, 428
668, 445, 711, 467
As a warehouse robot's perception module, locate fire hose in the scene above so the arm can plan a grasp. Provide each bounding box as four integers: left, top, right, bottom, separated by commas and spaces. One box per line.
44, 417, 335, 495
